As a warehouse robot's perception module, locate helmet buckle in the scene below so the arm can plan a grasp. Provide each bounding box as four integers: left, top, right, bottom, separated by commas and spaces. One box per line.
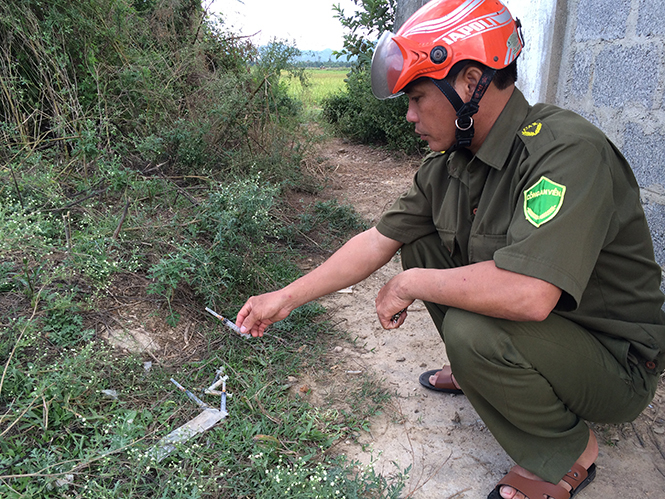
455, 116, 474, 131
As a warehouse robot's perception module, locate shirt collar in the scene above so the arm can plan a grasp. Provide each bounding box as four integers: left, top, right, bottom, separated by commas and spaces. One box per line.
474, 87, 530, 170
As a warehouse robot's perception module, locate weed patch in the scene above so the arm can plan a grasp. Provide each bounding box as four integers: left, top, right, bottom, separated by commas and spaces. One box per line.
0, 1, 407, 496
0, 300, 404, 498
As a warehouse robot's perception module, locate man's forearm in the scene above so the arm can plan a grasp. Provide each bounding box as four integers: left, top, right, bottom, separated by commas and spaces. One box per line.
278, 227, 402, 312
237, 227, 402, 336
378, 260, 562, 324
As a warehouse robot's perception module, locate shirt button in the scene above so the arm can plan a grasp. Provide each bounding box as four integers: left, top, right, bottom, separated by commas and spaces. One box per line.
472, 208, 478, 215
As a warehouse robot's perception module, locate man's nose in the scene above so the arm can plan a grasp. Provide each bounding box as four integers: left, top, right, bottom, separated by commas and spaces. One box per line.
406, 104, 417, 123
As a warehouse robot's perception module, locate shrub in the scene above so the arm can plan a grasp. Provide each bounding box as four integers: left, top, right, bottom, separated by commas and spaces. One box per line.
322, 69, 423, 154
0, 0, 309, 181
146, 176, 301, 322
322, 0, 426, 155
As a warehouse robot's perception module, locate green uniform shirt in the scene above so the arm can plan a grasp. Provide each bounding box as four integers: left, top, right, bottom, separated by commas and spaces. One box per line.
376, 88, 665, 370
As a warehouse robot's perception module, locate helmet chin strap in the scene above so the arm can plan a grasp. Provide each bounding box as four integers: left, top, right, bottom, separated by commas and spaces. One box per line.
429, 67, 496, 151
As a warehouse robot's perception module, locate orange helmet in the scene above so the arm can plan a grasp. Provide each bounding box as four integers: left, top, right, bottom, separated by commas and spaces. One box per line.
371, 0, 523, 99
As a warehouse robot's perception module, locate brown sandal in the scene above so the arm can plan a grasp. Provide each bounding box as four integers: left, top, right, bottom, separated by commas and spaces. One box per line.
487, 462, 596, 499
418, 365, 463, 394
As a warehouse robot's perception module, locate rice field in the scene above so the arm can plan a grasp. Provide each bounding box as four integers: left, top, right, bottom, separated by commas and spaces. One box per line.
285, 68, 349, 108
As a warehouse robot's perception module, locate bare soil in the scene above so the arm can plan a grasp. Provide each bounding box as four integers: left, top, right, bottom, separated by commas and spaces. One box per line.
303, 136, 665, 498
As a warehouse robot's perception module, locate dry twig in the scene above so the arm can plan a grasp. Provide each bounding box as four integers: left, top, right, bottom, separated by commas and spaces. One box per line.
0, 285, 45, 396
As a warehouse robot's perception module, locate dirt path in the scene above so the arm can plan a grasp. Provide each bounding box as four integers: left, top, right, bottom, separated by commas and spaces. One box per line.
310, 136, 665, 498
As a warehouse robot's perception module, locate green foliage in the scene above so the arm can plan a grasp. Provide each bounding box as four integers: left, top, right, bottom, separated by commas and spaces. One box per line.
0, 0, 406, 496
258, 41, 307, 88
0, 303, 404, 498
0, 0, 308, 180
0, 258, 44, 301
0, 0, 143, 140
43, 293, 95, 347
0, 262, 15, 293
322, 69, 424, 154
324, 0, 426, 155
298, 200, 370, 246
146, 176, 296, 321
333, 0, 397, 63
253, 455, 408, 498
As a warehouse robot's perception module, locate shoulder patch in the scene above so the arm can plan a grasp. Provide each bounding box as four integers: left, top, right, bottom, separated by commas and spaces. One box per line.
517, 117, 555, 153
523, 176, 566, 227
521, 121, 542, 137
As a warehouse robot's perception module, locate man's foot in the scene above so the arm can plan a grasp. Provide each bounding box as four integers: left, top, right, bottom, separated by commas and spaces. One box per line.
418, 365, 463, 394
492, 430, 598, 499
491, 462, 596, 499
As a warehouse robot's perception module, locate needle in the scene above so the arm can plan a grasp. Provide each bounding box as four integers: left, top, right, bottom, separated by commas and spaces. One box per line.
170, 378, 211, 409
391, 308, 407, 324
205, 307, 251, 338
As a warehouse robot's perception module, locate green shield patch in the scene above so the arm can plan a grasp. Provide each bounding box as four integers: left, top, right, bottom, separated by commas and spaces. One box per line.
523, 176, 566, 227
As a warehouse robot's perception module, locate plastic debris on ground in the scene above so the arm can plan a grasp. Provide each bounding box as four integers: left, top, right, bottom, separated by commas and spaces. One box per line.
148, 367, 231, 462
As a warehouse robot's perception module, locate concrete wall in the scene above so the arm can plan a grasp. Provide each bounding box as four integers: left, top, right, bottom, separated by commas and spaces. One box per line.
394, 0, 665, 279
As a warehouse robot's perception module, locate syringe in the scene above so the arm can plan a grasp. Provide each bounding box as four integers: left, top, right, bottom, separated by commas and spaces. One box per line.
205, 307, 251, 338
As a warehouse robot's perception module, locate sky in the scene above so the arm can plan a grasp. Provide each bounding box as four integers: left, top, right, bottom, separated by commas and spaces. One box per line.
208, 0, 359, 51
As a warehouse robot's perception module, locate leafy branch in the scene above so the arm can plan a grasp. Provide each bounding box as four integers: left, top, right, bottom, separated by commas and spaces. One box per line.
333, 0, 396, 65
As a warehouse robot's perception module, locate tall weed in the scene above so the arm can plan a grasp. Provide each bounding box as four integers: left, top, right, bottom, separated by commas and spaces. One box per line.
147, 176, 300, 322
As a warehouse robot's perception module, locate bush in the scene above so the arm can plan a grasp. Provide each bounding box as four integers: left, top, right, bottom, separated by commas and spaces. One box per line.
322, 69, 424, 154
322, 0, 426, 155
146, 176, 303, 324
0, 0, 309, 181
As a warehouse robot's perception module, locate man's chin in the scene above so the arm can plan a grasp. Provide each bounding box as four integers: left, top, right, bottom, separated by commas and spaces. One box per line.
419, 136, 434, 148
418, 135, 451, 152
424, 140, 447, 152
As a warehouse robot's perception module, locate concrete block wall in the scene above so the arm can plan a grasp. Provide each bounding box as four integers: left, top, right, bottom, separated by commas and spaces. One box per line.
394, 0, 665, 280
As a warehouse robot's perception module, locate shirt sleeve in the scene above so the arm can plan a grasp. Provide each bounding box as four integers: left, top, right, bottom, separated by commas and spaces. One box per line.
493, 135, 617, 310
375, 160, 441, 244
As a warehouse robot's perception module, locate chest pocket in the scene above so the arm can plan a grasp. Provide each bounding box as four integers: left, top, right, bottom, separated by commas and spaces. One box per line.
437, 229, 462, 264
431, 156, 511, 265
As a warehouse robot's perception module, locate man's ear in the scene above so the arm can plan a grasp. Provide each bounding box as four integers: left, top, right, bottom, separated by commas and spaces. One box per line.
455, 65, 484, 101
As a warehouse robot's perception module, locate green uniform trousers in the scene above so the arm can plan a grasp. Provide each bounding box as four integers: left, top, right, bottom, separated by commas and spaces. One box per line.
401, 233, 658, 484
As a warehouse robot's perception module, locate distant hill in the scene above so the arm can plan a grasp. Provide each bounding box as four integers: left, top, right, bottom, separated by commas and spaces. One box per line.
296, 48, 357, 65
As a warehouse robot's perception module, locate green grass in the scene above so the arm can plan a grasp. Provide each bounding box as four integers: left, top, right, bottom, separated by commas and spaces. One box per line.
0, 301, 406, 498
0, 159, 406, 498
286, 69, 349, 108
0, 265, 406, 498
